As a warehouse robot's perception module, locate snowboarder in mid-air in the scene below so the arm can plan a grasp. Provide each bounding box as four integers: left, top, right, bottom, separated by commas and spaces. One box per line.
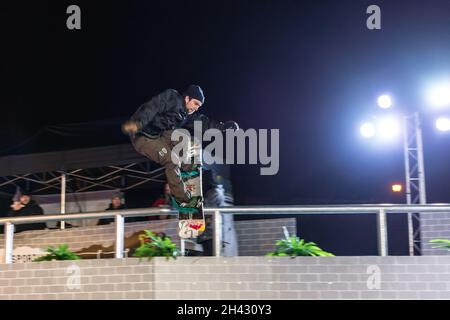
122, 85, 238, 210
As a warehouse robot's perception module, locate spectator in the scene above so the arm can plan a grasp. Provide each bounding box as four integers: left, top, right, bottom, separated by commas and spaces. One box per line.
8, 191, 46, 233
150, 183, 172, 220
98, 192, 127, 225
151, 183, 171, 207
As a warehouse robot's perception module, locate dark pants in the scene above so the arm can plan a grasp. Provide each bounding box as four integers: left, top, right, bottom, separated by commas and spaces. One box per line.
201, 239, 213, 256
132, 131, 192, 203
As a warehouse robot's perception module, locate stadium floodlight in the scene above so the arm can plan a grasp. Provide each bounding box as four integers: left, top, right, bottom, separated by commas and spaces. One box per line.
377, 95, 393, 109
360, 122, 376, 138
392, 184, 403, 193
425, 81, 450, 108
435, 116, 450, 132
377, 117, 400, 140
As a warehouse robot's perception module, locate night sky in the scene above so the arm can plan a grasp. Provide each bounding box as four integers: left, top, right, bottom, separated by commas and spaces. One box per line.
2, 0, 450, 206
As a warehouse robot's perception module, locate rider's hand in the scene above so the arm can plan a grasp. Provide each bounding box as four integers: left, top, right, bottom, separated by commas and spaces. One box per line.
122, 121, 139, 135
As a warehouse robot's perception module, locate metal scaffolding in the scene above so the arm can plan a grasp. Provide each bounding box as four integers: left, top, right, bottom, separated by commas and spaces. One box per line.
0, 162, 165, 196
403, 112, 427, 256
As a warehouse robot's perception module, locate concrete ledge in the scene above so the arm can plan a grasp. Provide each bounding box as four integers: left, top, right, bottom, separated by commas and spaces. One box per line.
1, 256, 449, 300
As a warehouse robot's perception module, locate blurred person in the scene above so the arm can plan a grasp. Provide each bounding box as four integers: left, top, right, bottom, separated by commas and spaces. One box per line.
98, 192, 127, 225
150, 183, 172, 220
122, 85, 238, 210
8, 191, 46, 233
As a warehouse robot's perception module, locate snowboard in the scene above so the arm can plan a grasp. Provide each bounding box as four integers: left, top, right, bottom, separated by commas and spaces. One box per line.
172, 138, 205, 238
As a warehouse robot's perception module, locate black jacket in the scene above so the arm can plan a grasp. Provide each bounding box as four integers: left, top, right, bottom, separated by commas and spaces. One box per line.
105, 204, 127, 211
130, 89, 225, 138
7, 200, 46, 233
97, 203, 127, 225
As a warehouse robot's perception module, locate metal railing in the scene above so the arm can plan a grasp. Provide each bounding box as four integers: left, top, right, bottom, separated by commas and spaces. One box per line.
1, 204, 450, 264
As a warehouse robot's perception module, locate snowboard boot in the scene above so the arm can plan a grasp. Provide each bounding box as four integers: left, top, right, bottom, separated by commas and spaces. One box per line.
171, 195, 203, 214
180, 163, 201, 179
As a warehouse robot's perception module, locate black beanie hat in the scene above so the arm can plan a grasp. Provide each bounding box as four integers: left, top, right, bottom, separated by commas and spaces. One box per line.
183, 85, 205, 104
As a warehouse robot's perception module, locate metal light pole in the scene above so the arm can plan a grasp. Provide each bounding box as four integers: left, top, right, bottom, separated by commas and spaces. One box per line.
60, 172, 66, 230
403, 112, 427, 256
370, 86, 450, 255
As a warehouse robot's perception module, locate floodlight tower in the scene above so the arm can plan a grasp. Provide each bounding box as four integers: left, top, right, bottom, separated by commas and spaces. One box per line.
372, 94, 426, 256
360, 81, 450, 256
403, 112, 427, 256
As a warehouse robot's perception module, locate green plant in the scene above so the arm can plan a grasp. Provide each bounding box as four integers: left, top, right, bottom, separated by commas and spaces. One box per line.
133, 230, 180, 260
33, 244, 80, 262
430, 239, 450, 251
267, 233, 334, 257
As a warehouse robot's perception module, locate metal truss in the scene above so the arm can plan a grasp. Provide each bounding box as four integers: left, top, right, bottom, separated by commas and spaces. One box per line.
0, 161, 165, 196
403, 112, 426, 256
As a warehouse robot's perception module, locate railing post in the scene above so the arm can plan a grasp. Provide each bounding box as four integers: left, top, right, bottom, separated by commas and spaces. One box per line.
60, 172, 66, 230
377, 209, 388, 256
213, 210, 222, 257
115, 214, 125, 259
4, 222, 15, 264
180, 239, 185, 256
407, 212, 414, 256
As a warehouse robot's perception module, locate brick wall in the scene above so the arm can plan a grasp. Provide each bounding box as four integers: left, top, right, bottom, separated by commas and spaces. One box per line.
0, 256, 449, 300
0, 217, 297, 258
235, 218, 296, 256
421, 212, 450, 255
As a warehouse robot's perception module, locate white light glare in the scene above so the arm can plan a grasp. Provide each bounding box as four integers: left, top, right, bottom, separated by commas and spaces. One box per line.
377, 95, 393, 109
360, 122, 376, 138
377, 117, 400, 139
426, 82, 450, 108
436, 117, 450, 132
